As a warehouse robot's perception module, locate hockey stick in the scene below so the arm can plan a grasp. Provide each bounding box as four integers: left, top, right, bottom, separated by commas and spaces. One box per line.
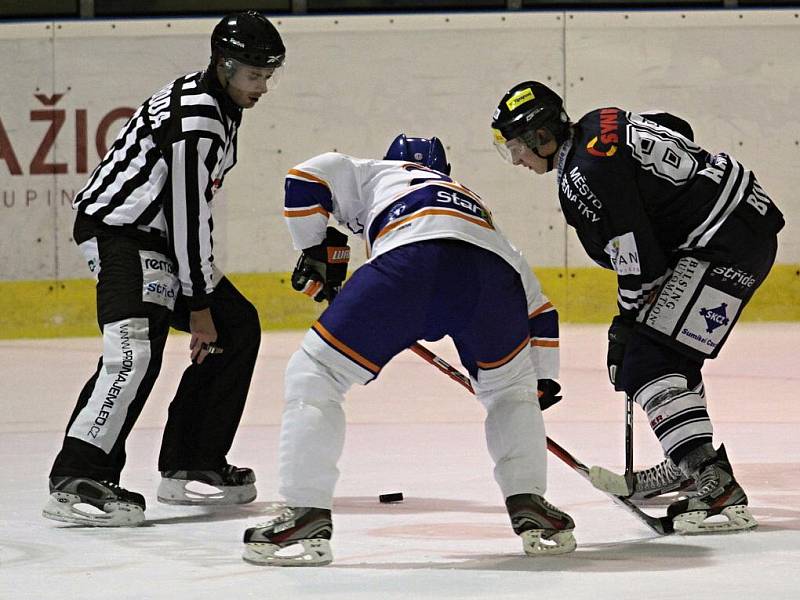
624, 392, 635, 494
409, 341, 674, 535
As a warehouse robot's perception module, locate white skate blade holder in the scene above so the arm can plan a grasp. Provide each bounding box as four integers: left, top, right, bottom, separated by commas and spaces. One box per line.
243, 539, 333, 567
521, 529, 577, 556
157, 477, 256, 505
43, 492, 144, 527
673, 505, 758, 534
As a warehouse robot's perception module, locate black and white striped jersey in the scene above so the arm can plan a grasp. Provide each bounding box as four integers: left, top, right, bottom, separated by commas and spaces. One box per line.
555, 108, 784, 321
73, 70, 242, 309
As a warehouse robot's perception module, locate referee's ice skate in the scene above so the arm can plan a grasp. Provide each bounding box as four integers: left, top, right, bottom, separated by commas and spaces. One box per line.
506, 493, 576, 556
42, 476, 145, 527
243, 506, 333, 566
157, 464, 256, 505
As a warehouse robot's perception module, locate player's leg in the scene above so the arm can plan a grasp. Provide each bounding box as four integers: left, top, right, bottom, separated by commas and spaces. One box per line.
45, 232, 174, 527
449, 245, 574, 555
157, 277, 261, 505
244, 242, 438, 566
619, 332, 756, 533
620, 234, 777, 531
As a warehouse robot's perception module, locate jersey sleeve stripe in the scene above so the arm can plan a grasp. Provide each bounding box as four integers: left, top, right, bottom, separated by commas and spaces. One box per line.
476, 336, 530, 370
284, 177, 334, 211
529, 308, 559, 339
182, 116, 226, 140
531, 339, 559, 348
283, 206, 330, 218
680, 158, 745, 250
180, 93, 218, 107
529, 301, 554, 318
312, 322, 381, 374
695, 169, 750, 248
287, 168, 331, 188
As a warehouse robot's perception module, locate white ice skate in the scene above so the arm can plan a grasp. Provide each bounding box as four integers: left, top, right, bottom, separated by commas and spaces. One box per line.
42, 477, 145, 527
506, 494, 577, 556
157, 464, 256, 505
243, 506, 333, 567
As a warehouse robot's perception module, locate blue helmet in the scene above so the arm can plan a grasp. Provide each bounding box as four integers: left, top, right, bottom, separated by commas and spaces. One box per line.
384, 134, 451, 175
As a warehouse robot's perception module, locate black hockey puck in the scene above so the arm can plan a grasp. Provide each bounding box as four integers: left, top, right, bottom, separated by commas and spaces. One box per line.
379, 492, 404, 503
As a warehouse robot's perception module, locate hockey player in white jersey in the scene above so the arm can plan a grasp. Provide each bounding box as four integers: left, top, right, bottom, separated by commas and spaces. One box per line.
242, 135, 574, 566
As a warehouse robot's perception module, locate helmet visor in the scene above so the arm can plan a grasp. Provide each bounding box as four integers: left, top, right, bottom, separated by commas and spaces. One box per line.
225, 58, 284, 93
492, 127, 553, 164
492, 129, 532, 164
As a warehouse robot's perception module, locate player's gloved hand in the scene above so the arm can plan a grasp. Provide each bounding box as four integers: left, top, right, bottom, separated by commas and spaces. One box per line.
537, 379, 562, 410
607, 315, 635, 391
291, 227, 350, 302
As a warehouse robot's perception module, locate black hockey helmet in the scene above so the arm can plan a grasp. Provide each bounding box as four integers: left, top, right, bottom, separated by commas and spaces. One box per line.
211, 11, 286, 69
491, 81, 571, 162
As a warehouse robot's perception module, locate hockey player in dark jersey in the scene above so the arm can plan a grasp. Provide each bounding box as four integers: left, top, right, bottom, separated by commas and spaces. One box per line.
43, 12, 286, 527
491, 81, 784, 533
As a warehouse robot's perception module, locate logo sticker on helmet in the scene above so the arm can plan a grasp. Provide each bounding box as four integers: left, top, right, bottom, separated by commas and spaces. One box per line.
492, 128, 506, 144
505, 88, 535, 112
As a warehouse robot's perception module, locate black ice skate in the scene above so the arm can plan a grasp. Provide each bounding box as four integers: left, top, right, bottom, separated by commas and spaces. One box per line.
43, 476, 146, 527
506, 493, 576, 556
243, 506, 333, 566
667, 445, 757, 534
157, 464, 256, 505
590, 457, 696, 503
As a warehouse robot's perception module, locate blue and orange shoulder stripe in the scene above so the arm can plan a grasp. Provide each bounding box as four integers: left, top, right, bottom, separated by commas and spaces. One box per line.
284, 168, 334, 218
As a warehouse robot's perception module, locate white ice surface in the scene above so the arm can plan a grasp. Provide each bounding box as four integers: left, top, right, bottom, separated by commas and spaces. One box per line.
1, 324, 799, 599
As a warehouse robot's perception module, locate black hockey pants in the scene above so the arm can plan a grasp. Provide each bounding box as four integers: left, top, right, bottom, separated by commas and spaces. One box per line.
50, 224, 261, 483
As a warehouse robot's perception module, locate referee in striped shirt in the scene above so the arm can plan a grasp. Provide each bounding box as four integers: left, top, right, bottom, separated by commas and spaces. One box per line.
43, 11, 286, 527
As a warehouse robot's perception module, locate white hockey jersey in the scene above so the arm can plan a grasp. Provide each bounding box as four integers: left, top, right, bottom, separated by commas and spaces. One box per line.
283, 152, 559, 379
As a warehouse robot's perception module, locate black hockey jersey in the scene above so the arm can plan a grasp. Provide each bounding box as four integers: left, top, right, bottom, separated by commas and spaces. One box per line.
73, 70, 242, 309
555, 108, 784, 320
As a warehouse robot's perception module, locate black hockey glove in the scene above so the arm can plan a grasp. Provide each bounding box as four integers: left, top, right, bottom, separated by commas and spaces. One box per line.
607, 315, 635, 391
537, 379, 562, 411
291, 227, 350, 303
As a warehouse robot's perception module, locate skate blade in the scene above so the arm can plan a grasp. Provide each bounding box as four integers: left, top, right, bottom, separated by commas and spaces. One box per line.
521, 529, 577, 556
157, 479, 256, 505
631, 491, 688, 506
673, 505, 758, 534
589, 465, 632, 496
42, 493, 144, 527
243, 539, 332, 567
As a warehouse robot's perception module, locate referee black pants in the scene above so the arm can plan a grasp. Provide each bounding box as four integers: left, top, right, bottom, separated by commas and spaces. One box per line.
50, 227, 261, 483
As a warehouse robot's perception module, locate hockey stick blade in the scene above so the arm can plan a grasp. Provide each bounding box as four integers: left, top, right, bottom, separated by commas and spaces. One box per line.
546, 438, 674, 535
409, 342, 674, 536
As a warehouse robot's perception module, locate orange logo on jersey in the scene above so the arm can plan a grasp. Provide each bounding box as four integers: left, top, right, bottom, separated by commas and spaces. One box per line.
586, 108, 619, 157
